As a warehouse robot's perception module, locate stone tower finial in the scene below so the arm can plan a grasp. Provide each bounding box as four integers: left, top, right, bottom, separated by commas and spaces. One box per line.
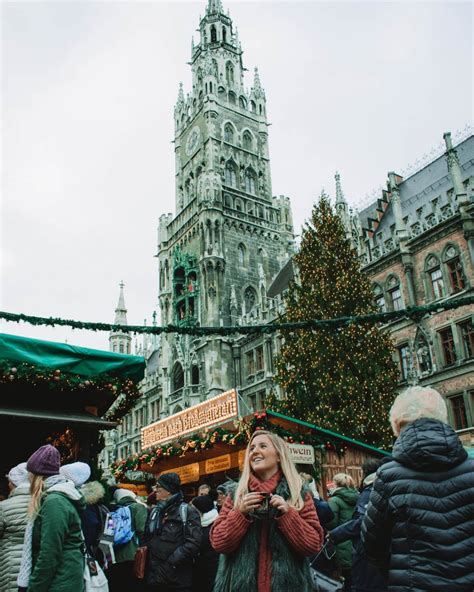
109, 281, 132, 354
207, 0, 223, 15
335, 171, 346, 205
114, 281, 128, 325
177, 82, 184, 105
444, 131, 467, 203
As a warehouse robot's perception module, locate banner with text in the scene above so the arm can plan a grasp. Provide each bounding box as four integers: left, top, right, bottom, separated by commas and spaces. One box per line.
141, 389, 239, 448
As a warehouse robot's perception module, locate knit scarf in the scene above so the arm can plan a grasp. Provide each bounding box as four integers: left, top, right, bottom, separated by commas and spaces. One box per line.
146, 491, 183, 537
213, 476, 314, 592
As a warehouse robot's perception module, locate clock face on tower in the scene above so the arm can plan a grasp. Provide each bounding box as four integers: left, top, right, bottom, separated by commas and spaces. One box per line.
185, 126, 201, 157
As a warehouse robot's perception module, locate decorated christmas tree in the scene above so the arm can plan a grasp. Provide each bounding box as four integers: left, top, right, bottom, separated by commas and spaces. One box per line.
272, 193, 398, 448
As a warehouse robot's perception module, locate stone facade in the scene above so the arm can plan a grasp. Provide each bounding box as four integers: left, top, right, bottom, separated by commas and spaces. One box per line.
338, 132, 474, 445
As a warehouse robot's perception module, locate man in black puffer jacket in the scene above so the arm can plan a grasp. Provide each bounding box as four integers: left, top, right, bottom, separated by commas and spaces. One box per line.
361, 386, 474, 592
145, 472, 202, 592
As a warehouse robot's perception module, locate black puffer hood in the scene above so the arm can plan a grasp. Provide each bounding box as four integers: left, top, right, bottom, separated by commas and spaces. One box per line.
392, 417, 467, 471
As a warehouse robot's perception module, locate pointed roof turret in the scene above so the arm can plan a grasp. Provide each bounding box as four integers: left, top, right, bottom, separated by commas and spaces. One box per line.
114, 281, 128, 325
251, 67, 264, 98
207, 0, 223, 16
177, 82, 184, 106
335, 171, 347, 205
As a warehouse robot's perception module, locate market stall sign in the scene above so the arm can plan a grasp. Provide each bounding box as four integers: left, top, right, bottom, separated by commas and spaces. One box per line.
160, 462, 200, 485
205, 454, 231, 474
141, 389, 239, 448
288, 443, 315, 464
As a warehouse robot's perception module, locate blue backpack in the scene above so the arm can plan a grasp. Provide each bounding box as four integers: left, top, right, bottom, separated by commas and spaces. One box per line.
108, 506, 134, 545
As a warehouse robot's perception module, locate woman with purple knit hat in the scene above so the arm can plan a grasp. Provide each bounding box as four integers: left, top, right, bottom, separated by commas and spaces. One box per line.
17, 444, 85, 592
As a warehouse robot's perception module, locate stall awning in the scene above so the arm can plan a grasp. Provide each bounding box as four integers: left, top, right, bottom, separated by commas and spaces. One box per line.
0, 406, 118, 429
0, 333, 145, 382
266, 410, 391, 456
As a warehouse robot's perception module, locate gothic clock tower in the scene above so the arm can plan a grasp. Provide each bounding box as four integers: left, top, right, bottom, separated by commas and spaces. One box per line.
156, 0, 295, 412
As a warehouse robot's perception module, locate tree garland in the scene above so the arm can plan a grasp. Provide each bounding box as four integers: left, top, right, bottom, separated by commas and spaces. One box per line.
0, 360, 141, 423
110, 410, 344, 480
1, 293, 472, 336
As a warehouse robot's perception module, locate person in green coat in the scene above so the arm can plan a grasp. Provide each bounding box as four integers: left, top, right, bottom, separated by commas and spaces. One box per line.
17, 444, 86, 592
106, 488, 148, 590
327, 472, 358, 591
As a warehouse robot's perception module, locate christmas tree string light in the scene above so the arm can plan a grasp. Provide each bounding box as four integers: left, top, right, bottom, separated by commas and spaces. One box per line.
267, 194, 400, 449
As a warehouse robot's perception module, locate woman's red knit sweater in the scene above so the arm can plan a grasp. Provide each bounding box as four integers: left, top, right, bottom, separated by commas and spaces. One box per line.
210, 471, 323, 592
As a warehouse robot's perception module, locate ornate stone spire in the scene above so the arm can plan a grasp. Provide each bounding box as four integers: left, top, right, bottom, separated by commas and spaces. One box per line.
335, 171, 347, 205
388, 172, 408, 242
177, 82, 184, 106
444, 132, 468, 204
207, 0, 223, 15
114, 281, 128, 325
251, 67, 264, 98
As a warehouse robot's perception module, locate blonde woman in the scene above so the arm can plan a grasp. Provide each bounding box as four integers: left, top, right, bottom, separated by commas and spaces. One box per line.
17, 444, 85, 592
327, 472, 358, 590
210, 430, 323, 592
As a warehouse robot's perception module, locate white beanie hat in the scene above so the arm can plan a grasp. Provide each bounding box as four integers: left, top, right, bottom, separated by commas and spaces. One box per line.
7, 462, 29, 487
114, 488, 137, 502
60, 462, 91, 487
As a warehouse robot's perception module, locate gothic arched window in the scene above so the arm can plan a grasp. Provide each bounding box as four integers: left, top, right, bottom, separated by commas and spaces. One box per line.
243, 131, 253, 151
425, 255, 445, 300
228, 92, 236, 105
244, 286, 257, 313
373, 283, 386, 312
386, 275, 403, 311
224, 124, 234, 143
238, 243, 246, 266
191, 365, 200, 385
226, 62, 234, 85
222, 27, 227, 44
239, 96, 247, 109
245, 168, 257, 194
442, 244, 465, 294
224, 161, 237, 187
172, 363, 184, 392
210, 25, 217, 43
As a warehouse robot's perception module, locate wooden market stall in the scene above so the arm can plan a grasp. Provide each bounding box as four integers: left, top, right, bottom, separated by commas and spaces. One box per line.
112, 389, 390, 499
0, 332, 145, 497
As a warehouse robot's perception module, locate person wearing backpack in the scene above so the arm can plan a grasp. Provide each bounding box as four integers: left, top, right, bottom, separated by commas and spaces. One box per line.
145, 473, 202, 592
107, 488, 148, 590
80, 480, 108, 561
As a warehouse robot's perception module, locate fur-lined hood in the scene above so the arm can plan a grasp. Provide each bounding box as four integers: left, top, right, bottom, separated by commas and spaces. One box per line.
80, 480, 106, 505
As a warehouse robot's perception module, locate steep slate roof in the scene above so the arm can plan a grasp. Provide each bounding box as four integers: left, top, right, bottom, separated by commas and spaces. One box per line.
359, 135, 474, 241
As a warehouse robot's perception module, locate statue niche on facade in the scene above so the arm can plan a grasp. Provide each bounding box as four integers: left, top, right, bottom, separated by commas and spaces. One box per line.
416, 338, 432, 375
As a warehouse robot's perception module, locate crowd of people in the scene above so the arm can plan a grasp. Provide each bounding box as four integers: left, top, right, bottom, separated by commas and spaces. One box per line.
0, 385, 472, 592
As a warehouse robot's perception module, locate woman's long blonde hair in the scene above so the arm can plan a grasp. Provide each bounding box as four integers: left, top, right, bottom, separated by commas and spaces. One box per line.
234, 430, 305, 511
28, 473, 46, 518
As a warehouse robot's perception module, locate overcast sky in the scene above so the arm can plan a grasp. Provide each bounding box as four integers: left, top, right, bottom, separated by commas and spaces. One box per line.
1, 0, 472, 353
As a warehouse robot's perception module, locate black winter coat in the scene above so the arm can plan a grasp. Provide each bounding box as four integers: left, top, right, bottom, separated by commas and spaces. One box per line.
146, 497, 202, 588
192, 523, 219, 592
361, 418, 474, 592
331, 483, 386, 592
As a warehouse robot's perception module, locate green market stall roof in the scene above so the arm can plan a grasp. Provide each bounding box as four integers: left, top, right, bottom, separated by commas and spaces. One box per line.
266, 410, 391, 458
0, 333, 145, 423
0, 333, 145, 381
